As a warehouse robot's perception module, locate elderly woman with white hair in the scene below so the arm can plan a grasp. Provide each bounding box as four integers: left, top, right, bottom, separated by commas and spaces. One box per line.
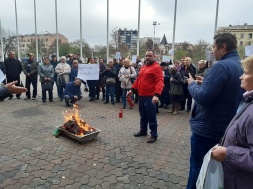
211, 56, 253, 189
118, 58, 137, 109
55, 56, 71, 101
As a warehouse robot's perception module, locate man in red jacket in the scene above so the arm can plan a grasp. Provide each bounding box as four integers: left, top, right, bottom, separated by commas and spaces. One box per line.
127, 50, 164, 143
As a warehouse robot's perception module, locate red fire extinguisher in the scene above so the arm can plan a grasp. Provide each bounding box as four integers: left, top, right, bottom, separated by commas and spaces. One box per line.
127, 97, 134, 108
119, 108, 123, 118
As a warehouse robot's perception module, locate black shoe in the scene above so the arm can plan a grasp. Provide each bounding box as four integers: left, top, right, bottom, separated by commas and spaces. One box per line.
89, 98, 95, 102
60, 99, 63, 101
134, 101, 138, 104
111, 102, 115, 105
42, 100, 46, 103
134, 130, 148, 137
147, 136, 157, 143
186, 109, 191, 113
116, 100, 120, 103
8, 97, 13, 100
164, 105, 168, 109
17, 96, 21, 99
49, 100, 53, 102
179, 108, 185, 111
104, 101, 109, 104
121, 106, 126, 109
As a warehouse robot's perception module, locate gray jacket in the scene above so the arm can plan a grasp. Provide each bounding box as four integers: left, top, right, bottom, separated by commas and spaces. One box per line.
23, 59, 39, 78
38, 63, 55, 82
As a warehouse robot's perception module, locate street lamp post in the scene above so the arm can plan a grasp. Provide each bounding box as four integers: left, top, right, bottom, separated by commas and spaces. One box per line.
153, 21, 157, 50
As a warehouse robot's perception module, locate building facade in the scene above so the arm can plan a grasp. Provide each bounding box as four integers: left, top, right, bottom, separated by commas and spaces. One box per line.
19, 33, 68, 54
118, 28, 138, 51
139, 37, 160, 45
217, 23, 253, 47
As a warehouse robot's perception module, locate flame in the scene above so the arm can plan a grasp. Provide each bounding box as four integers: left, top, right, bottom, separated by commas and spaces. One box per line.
62, 104, 93, 136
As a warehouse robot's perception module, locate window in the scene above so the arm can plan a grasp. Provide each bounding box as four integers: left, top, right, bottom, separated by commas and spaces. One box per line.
240, 41, 243, 46
240, 33, 244, 38
247, 42, 251, 45
249, 33, 252, 39
28, 39, 30, 42
45, 38, 48, 42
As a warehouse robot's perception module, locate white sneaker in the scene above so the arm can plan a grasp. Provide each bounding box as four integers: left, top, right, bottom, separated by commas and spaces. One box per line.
32, 97, 36, 100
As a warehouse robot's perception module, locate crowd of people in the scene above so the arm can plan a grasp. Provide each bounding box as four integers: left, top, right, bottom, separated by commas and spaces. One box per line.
1, 32, 253, 188
0, 50, 205, 113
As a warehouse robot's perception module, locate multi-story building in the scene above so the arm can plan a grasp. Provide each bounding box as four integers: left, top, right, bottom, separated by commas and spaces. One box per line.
19, 33, 68, 54
217, 23, 253, 47
139, 37, 160, 45
118, 28, 138, 51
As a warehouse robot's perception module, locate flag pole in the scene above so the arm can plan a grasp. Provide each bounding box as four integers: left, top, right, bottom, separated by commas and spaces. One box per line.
137, 0, 141, 56
214, 0, 219, 35
34, 0, 38, 61
80, 0, 83, 62
171, 0, 177, 63
0, 19, 4, 61
14, 0, 20, 61
106, 0, 109, 63
55, 0, 59, 60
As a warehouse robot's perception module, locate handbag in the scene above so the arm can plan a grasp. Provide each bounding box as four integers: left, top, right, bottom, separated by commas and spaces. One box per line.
106, 77, 116, 85
129, 66, 135, 84
170, 82, 183, 95
58, 75, 66, 86
42, 82, 53, 91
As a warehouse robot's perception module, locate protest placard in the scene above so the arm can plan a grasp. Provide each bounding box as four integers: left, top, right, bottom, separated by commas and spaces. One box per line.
245, 46, 253, 56
0, 69, 5, 83
115, 52, 121, 60
162, 56, 171, 62
77, 64, 99, 80
131, 55, 137, 63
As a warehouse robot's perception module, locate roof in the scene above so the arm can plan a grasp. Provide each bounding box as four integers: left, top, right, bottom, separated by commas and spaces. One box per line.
218, 24, 253, 30
160, 34, 168, 45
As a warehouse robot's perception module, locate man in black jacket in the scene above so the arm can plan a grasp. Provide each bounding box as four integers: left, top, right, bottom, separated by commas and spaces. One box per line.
23, 53, 39, 100
4, 51, 23, 99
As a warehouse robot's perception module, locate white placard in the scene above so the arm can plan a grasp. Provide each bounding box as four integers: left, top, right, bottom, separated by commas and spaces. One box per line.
77, 64, 99, 80
0, 69, 5, 83
115, 52, 121, 59
245, 46, 253, 56
131, 55, 137, 64
162, 55, 171, 62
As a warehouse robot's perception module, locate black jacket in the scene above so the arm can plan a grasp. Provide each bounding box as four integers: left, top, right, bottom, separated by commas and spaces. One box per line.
101, 66, 117, 78
4, 58, 22, 79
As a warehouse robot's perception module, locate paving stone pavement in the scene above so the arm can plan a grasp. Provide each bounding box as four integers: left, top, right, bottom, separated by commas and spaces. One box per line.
0, 77, 191, 189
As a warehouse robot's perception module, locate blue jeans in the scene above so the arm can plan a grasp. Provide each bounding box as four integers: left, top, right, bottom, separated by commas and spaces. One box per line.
138, 96, 158, 137
64, 95, 82, 106
186, 133, 219, 189
59, 85, 66, 99
105, 84, 115, 103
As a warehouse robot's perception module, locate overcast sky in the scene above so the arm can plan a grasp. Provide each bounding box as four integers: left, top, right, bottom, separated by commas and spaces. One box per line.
0, 0, 252, 47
